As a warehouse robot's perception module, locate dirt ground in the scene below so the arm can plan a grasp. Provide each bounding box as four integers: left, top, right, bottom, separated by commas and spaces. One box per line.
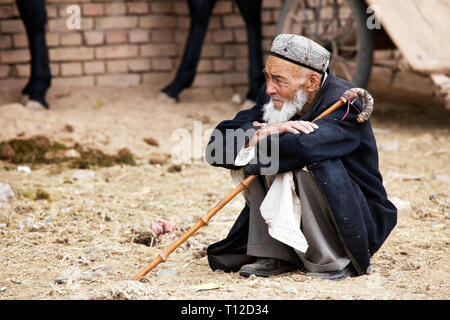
0, 83, 448, 300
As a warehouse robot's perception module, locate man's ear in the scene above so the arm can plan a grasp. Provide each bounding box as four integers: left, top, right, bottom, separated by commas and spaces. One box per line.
305, 73, 321, 92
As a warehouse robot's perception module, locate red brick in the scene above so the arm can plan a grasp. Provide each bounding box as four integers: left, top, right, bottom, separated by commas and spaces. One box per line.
105, 3, 126, 16
96, 45, 138, 59
151, 29, 173, 42
46, 5, 58, 18
193, 74, 224, 87
48, 19, 70, 33
12, 34, 27, 48
224, 72, 247, 85
174, 30, 188, 43
106, 31, 127, 44
60, 33, 82, 46
52, 76, 95, 88
61, 62, 83, 76
140, 44, 177, 57
84, 61, 105, 74
46, 33, 60, 47
209, 17, 222, 29
151, 58, 172, 71
213, 59, 234, 72
212, 1, 232, 14
234, 57, 249, 71
223, 15, 245, 28
262, 0, 282, 9
0, 35, 12, 49
224, 45, 247, 58
128, 59, 150, 72
48, 18, 93, 32
96, 16, 138, 30
0, 78, 27, 91
50, 47, 94, 61
106, 60, 128, 73
200, 44, 222, 58
141, 72, 171, 85
14, 64, 30, 77
261, 10, 273, 23
213, 29, 233, 43
45, 0, 90, 2
129, 30, 149, 43
0, 6, 15, 19
127, 2, 149, 14
176, 16, 190, 29
196, 60, 212, 72
262, 24, 276, 37
0, 65, 10, 78
82, 3, 104, 17
150, 2, 173, 14
234, 28, 247, 43
96, 74, 141, 87
174, 1, 189, 15
1, 19, 24, 33
84, 31, 104, 45
50, 63, 60, 76
139, 15, 176, 28
1, 49, 30, 63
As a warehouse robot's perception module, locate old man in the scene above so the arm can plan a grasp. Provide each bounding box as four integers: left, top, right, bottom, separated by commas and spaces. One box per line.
205, 34, 397, 280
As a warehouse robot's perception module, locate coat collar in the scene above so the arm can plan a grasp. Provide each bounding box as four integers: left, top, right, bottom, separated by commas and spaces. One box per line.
293, 67, 335, 121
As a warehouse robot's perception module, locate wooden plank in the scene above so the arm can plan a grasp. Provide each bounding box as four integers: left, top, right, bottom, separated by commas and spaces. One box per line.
366, 0, 450, 73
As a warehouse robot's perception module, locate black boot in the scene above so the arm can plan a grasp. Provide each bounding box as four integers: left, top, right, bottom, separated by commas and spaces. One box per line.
239, 258, 298, 278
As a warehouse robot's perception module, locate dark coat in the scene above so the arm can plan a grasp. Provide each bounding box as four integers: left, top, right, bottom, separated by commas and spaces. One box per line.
205, 69, 397, 275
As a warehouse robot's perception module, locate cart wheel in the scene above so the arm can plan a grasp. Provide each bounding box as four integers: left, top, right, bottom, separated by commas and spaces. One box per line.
276, 0, 374, 88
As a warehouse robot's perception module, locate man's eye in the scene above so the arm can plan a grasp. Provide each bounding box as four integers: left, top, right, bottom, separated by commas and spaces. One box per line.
274, 78, 284, 85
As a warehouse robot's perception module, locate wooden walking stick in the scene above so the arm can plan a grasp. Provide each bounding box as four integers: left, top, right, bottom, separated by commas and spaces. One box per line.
132, 88, 373, 281
132, 174, 258, 280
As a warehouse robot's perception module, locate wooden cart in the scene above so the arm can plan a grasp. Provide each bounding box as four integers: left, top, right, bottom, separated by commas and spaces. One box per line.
276, 0, 450, 109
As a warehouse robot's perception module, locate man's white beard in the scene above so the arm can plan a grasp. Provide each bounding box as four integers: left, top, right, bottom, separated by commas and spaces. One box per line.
262, 90, 308, 124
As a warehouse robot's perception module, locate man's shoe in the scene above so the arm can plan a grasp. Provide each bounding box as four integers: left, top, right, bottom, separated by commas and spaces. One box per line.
305, 265, 357, 281
239, 258, 297, 278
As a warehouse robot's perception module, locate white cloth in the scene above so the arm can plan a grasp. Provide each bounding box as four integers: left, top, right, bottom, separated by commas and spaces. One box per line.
234, 145, 256, 167
260, 172, 308, 253
232, 146, 309, 253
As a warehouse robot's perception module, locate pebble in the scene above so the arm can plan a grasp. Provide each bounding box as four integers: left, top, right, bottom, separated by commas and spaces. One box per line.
0, 287, 6, 292
156, 269, 177, 278
231, 93, 242, 105
64, 149, 80, 158
0, 183, 14, 204
19, 187, 62, 201
17, 166, 31, 174
10, 279, 23, 284
71, 170, 95, 181
378, 141, 399, 152
283, 285, 299, 294
433, 174, 450, 185
390, 197, 412, 217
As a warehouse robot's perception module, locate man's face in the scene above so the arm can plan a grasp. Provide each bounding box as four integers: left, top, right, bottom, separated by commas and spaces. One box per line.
264, 55, 305, 110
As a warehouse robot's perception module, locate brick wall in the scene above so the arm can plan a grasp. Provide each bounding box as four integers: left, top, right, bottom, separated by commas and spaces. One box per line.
0, 0, 284, 100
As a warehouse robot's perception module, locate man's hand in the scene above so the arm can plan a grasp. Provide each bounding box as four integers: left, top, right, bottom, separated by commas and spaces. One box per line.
248, 120, 318, 147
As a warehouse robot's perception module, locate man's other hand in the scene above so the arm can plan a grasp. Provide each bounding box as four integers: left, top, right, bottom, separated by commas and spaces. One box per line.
247, 121, 318, 147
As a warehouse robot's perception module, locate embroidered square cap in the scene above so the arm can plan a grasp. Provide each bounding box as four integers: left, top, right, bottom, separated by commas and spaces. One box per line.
270, 34, 330, 75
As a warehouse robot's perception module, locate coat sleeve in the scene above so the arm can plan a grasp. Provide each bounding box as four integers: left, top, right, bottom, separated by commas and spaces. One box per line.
244, 116, 362, 175
205, 104, 263, 170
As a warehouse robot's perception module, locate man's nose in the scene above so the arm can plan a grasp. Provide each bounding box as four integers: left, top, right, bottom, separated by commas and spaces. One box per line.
266, 79, 278, 95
